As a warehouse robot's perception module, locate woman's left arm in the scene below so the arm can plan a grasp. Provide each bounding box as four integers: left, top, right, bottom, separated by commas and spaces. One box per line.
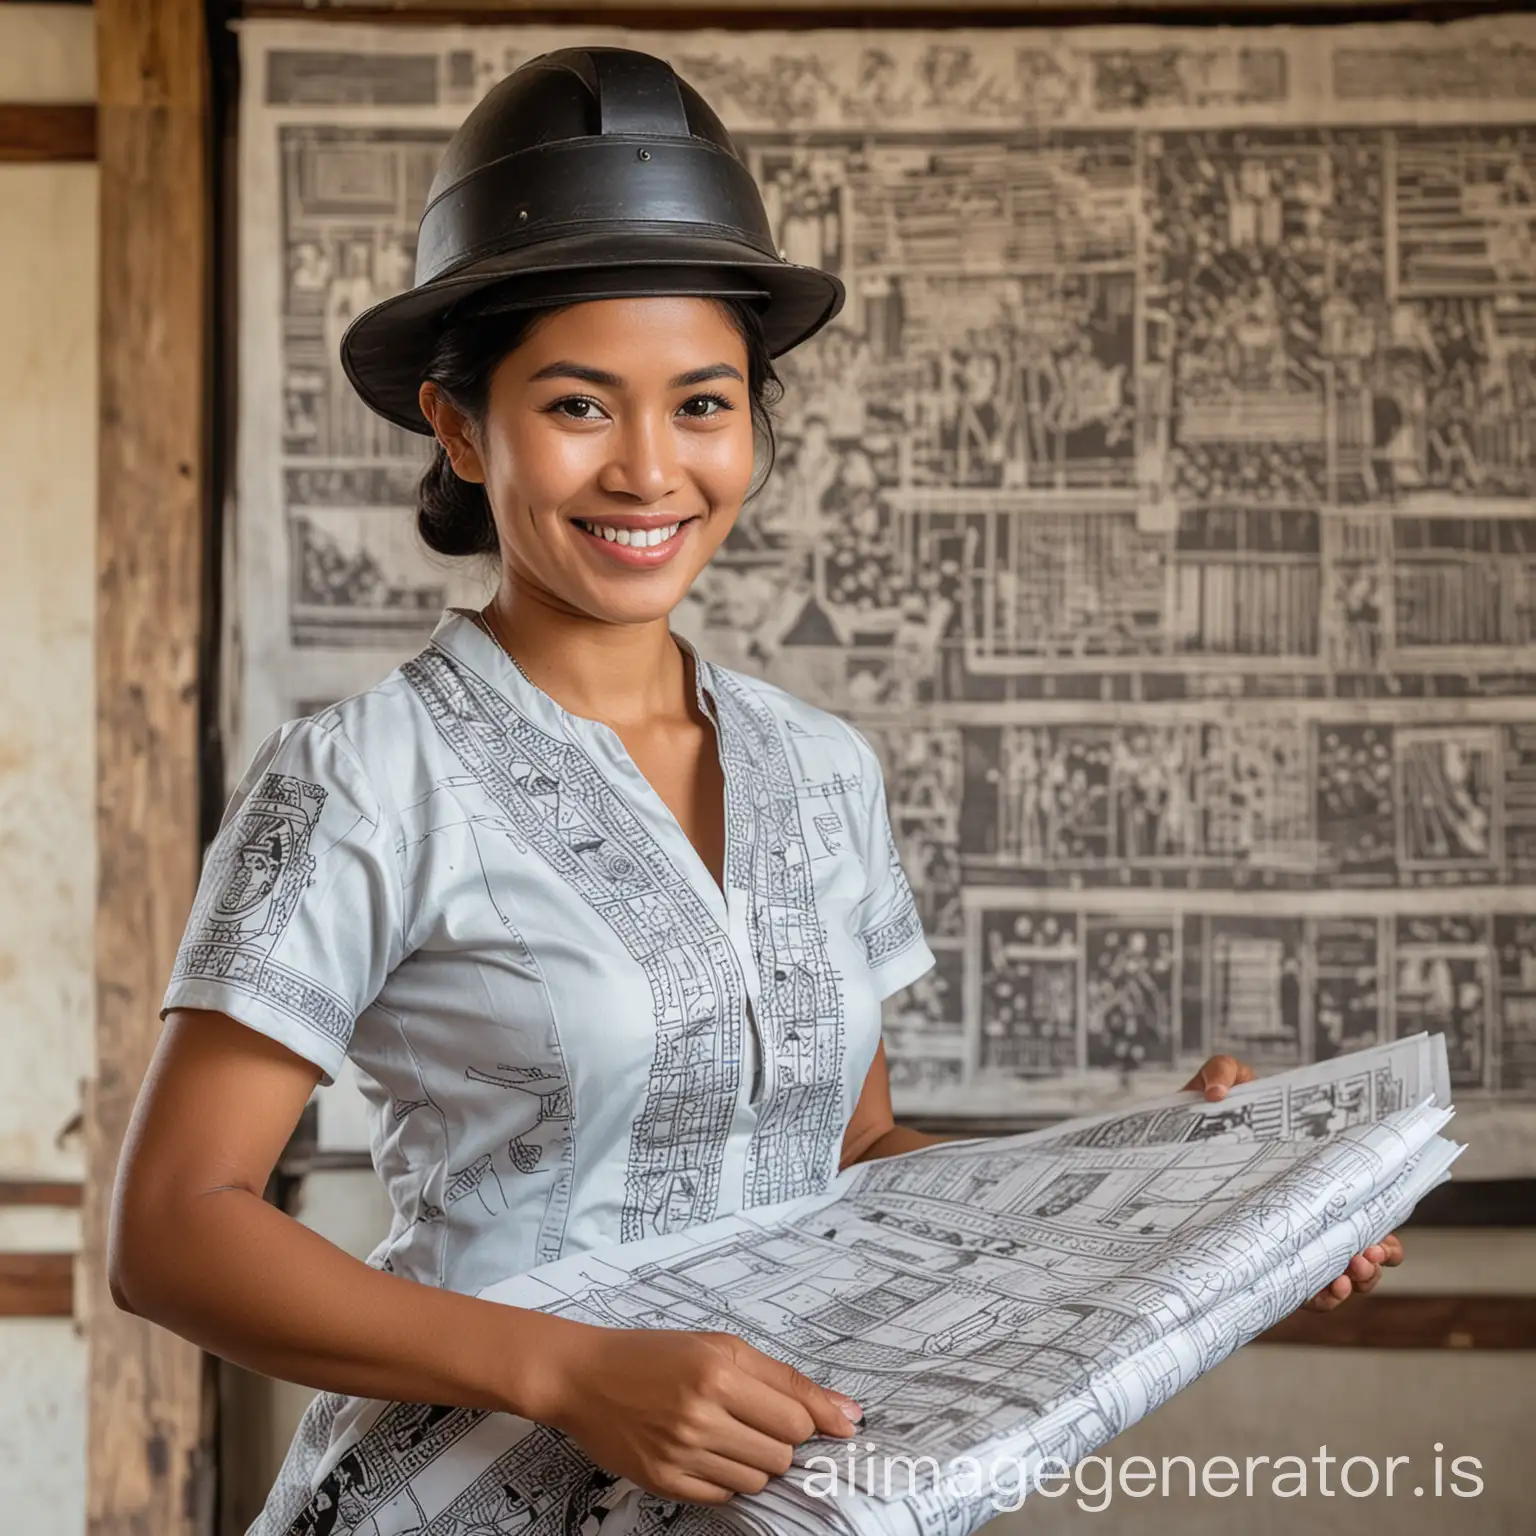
839, 1041, 948, 1169
843, 1047, 1404, 1313
1186, 1053, 1404, 1312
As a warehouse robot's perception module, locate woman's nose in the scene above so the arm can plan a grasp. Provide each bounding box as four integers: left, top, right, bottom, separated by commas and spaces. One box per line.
598, 411, 681, 502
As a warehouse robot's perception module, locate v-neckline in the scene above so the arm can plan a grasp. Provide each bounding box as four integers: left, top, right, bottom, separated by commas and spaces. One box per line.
442, 609, 735, 913
675, 641, 730, 902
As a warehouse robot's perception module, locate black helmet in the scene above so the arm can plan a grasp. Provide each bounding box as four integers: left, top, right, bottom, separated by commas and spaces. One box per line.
341, 47, 846, 433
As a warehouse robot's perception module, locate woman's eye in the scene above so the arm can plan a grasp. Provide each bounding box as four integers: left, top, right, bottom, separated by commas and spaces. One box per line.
678, 393, 732, 419
551, 396, 605, 420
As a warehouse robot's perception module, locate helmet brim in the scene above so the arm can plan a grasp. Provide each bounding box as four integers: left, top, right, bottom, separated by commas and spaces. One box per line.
341, 231, 845, 435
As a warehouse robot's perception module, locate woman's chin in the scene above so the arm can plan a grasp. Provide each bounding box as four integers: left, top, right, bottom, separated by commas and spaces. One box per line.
571, 573, 698, 629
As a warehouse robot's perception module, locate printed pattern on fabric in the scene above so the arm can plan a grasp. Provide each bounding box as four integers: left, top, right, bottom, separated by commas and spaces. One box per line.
402, 647, 747, 1241
461, 1060, 575, 1260
461, 845, 577, 1268
277, 1401, 739, 1536
711, 672, 848, 1210
862, 822, 928, 972
423, 1431, 616, 1536
169, 770, 352, 1047
281, 1402, 482, 1534
262, 1391, 347, 1536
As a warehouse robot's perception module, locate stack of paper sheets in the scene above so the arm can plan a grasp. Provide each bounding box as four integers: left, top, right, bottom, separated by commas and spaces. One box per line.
304, 1035, 1460, 1536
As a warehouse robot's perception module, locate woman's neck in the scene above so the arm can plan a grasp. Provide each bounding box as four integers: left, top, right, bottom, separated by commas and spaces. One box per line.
479, 581, 689, 730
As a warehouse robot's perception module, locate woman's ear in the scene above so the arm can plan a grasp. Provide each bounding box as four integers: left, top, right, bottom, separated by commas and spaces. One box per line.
419, 383, 486, 484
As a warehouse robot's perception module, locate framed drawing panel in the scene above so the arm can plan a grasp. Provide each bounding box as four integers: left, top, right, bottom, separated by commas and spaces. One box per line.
233, 14, 1536, 1180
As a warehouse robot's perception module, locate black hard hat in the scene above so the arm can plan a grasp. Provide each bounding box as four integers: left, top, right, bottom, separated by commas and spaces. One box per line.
341, 47, 846, 434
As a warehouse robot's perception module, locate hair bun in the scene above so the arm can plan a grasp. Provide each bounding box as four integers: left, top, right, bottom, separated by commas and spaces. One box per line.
417, 446, 499, 557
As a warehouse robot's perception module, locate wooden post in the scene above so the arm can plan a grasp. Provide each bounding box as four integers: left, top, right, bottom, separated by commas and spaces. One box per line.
84, 1, 212, 1532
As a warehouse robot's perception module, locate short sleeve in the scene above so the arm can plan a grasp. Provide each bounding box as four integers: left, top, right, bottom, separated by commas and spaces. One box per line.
161, 717, 404, 1084
847, 728, 936, 1001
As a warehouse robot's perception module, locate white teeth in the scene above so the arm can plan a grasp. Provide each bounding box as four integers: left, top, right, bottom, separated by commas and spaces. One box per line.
576, 519, 682, 547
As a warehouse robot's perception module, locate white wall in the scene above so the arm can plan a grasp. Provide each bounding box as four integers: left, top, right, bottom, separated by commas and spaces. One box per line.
0, 7, 98, 1535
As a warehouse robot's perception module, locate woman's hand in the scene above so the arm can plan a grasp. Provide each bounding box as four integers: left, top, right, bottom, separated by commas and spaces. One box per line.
532, 1323, 861, 1504
1179, 1052, 1407, 1312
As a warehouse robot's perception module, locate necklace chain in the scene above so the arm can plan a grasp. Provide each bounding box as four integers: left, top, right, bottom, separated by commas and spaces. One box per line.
473, 608, 535, 685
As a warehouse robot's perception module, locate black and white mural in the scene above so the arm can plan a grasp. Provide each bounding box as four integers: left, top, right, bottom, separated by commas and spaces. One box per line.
236, 19, 1536, 1172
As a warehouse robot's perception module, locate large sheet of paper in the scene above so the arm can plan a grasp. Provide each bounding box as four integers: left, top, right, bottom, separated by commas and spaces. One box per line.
1026, 1028, 1451, 1149
236, 16, 1536, 1172
282, 1038, 1459, 1536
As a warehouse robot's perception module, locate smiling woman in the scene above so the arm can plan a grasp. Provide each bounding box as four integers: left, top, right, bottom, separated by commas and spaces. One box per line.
412, 290, 782, 623
439, 297, 759, 604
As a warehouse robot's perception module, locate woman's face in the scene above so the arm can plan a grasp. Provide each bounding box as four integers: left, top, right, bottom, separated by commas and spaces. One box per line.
422, 296, 755, 627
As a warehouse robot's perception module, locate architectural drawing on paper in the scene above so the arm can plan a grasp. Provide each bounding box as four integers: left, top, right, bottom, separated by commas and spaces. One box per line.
266, 1036, 1454, 1536
236, 19, 1536, 1145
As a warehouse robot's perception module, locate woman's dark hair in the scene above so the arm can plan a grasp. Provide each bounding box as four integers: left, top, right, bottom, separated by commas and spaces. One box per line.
416, 291, 784, 558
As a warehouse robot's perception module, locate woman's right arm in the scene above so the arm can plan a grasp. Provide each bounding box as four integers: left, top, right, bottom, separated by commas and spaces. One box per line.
112, 1008, 859, 1502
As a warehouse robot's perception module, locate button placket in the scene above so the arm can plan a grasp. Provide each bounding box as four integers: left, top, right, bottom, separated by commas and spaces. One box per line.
692, 650, 774, 1120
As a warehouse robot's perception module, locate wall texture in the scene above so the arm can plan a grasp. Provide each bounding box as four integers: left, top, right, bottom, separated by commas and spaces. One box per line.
0, 7, 98, 1534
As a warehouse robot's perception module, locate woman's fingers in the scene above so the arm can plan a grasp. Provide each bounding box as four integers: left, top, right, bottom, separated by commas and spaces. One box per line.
644, 1340, 855, 1498
1181, 1054, 1258, 1100
656, 1471, 739, 1506
1304, 1236, 1404, 1311
1304, 1274, 1353, 1311
1353, 1264, 1385, 1297
686, 1447, 789, 1498
724, 1341, 860, 1442
675, 1400, 800, 1485
1348, 1251, 1379, 1283
1345, 1252, 1382, 1294
1348, 1235, 1404, 1296
555, 1327, 856, 1503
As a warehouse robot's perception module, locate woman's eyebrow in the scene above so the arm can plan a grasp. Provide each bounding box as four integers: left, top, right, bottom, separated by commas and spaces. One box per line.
528, 362, 623, 387
526, 361, 745, 388
669, 363, 744, 387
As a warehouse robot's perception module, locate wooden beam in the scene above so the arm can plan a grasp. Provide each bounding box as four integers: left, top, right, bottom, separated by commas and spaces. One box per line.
0, 104, 96, 163
84, 0, 212, 1531
1407, 1178, 1536, 1228
1259, 1294, 1536, 1350
239, 0, 1505, 12
0, 1180, 85, 1207
0, 1253, 75, 1319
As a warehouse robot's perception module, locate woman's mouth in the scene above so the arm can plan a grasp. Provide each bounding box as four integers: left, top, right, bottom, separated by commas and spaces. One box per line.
571, 516, 696, 566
